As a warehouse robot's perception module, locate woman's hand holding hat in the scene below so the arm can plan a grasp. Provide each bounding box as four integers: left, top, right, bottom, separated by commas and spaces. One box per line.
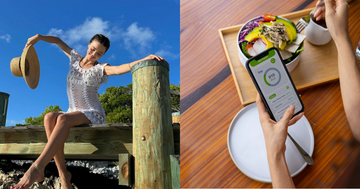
11, 44, 40, 89
25, 34, 41, 49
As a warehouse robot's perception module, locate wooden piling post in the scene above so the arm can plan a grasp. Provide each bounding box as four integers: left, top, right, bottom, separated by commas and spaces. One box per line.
131, 59, 174, 189
118, 153, 132, 186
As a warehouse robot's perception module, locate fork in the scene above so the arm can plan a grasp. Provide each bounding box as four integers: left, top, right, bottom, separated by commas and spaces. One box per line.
288, 133, 314, 165
295, 15, 310, 33
295, 0, 324, 33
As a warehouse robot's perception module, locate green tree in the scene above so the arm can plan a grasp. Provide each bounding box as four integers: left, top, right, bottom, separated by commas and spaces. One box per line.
18, 105, 62, 126
99, 84, 133, 124
19, 83, 180, 125
99, 83, 180, 124
170, 84, 180, 112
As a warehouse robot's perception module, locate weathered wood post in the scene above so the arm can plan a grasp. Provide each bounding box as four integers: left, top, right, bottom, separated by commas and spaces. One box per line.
131, 59, 174, 189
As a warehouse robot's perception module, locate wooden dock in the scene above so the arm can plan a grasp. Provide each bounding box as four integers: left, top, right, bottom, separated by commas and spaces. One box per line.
0, 123, 179, 160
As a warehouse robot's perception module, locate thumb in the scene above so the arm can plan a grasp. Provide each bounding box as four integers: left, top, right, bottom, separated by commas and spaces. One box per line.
24, 43, 31, 49
324, 0, 335, 15
279, 105, 295, 125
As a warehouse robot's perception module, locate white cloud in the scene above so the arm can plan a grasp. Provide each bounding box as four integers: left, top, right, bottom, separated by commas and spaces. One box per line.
155, 49, 179, 59
154, 42, 179, 59
6, 119, 25, 126
0, 34, 11, 43
46, 18, 177, 60
121, 22, 155, 58
73, 44, 87, 55
48, 28, 63, 36
47, 17, 122, 54
107, 54, 116, 61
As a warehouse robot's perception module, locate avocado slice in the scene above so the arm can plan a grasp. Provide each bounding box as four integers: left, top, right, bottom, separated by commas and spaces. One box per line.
262, 22, 272, 26
275, 18, 297, 44
244, 26, 262, 42
244, 26, 274, 49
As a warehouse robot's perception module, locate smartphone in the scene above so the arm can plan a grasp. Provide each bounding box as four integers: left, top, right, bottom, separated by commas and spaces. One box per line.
246, 47, 304, 122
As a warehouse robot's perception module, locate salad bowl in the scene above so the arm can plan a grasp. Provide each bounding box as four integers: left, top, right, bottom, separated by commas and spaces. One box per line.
237, 16, 304, 72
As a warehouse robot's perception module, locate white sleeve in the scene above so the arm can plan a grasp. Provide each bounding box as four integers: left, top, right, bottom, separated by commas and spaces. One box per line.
69, 49, 82, 66
99, 63, 110, 85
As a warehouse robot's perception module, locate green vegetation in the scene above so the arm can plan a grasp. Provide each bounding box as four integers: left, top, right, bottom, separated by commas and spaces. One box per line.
16, 84, 180, 125
16, 105, 62, 126
99, 84, 133, 123
170, 84, 180, 112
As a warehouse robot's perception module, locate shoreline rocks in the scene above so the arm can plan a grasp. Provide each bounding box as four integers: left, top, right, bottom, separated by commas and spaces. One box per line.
0, 160, 130, 189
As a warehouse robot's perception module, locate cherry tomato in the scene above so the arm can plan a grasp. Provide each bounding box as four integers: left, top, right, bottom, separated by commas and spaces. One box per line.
245, 44, 253, 51
264, 14, 276, 22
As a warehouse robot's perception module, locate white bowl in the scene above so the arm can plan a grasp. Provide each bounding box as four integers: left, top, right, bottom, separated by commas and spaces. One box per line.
237, 16, 301, 72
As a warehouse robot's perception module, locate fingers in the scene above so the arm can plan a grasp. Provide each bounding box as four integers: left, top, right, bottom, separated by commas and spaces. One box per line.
314, 6, 326, 20
315, 0, 320, 6
24, 43, 31, 50
24, 35, 39, 49
278, 105, 295, 126
256, 93, 266, 115
151, 54, 165, 61
319, 11, 326, 20
325, 0, 335, 15
154, 55, 161, 61
256, 93, 272, 122
314, 8, 321, 18
316, 11, 326, 21
158, 56, 164, 61
288, 112, 304, 126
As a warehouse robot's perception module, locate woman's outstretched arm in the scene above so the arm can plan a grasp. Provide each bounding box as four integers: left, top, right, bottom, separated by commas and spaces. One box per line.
315, 0, 360, 140
25, 34, 72, 57
104, 54, 164, 76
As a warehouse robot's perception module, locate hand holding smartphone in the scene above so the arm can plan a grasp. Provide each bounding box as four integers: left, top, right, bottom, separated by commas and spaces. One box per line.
246, 47, 304, 122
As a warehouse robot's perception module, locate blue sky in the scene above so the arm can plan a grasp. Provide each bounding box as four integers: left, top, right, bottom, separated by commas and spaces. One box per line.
0, 0, 179, 126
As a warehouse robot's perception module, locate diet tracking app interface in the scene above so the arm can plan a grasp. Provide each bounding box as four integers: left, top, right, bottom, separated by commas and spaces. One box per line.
249, 49, 303, 122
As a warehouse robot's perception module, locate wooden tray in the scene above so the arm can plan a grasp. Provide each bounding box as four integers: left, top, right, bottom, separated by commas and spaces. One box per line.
219, 8, 339, 106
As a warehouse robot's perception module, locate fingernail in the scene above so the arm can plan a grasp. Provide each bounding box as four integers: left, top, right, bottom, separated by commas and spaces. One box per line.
289, 105, 295, 110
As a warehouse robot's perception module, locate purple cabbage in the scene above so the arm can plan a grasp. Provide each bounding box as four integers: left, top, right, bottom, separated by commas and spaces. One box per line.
238, 16, 264, 44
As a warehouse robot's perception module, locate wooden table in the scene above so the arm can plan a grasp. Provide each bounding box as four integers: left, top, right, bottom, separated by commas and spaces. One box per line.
180, 0, 360, 188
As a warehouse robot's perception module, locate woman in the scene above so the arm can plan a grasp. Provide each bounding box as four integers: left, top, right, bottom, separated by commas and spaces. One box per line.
11, 34, 164, 189
257, 0, 352, 187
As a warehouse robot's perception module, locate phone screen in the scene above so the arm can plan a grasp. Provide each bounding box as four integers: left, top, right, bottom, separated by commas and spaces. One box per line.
246, 47, 303, 122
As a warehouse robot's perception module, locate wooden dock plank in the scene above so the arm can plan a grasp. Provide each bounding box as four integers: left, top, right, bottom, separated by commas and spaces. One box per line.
0, 123, 179, 160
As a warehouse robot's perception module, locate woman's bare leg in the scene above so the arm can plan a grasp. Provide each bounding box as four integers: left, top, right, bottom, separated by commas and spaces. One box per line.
43, 112, 73, 189
11, 111, 91, 189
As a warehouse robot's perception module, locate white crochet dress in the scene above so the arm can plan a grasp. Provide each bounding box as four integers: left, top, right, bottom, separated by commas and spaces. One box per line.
66, 49, 109, 124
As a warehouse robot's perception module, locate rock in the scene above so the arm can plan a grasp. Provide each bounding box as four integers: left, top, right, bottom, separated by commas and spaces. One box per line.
0, 160, 130, 189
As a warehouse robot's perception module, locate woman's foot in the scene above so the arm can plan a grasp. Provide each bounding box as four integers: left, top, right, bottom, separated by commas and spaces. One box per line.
11, 164, 45, 189
60, 171, 73, 189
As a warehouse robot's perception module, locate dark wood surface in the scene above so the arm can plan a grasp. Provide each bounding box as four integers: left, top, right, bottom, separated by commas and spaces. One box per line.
180, 0, 360, 188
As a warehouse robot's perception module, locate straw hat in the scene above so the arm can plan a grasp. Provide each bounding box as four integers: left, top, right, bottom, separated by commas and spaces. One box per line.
10, 45, 40, 89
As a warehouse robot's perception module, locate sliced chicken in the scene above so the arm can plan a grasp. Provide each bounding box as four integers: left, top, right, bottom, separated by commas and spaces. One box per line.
284, 43, 299, 53
292, 33, 306, 46
261, 22, 289, 45
279, 49, 293, 60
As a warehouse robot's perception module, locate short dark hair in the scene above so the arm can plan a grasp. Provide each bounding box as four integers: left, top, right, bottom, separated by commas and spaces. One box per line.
90, 34, 110, 52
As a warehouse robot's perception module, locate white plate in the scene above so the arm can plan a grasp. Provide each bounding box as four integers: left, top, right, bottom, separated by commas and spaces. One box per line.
227, 103, 314, 183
